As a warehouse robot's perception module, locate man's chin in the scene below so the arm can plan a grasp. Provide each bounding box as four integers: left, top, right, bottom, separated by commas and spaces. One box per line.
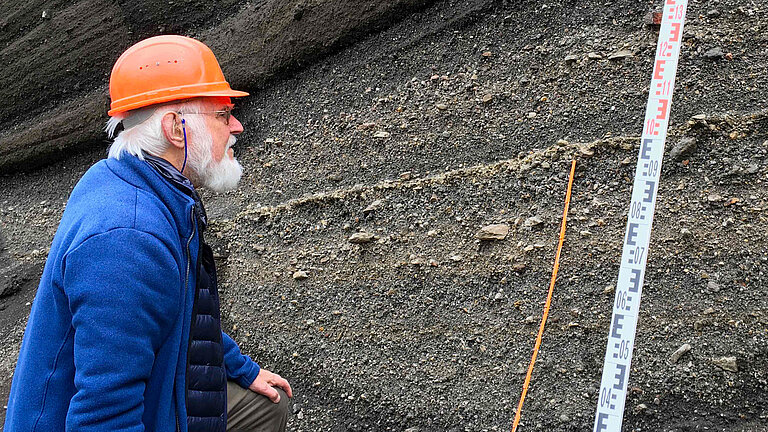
201, 157, 243, 192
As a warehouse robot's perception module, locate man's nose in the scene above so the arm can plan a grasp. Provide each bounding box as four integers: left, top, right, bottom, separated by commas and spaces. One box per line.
229, 115, 244, 135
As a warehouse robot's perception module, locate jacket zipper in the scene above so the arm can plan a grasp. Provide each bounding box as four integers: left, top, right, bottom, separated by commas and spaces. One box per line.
177, 206, 196, 432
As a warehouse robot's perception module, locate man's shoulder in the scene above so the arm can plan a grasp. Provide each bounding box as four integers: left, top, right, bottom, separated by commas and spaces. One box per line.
62, 158, 190, 250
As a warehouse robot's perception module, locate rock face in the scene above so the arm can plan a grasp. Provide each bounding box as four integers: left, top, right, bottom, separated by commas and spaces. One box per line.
2, 0, 768, 431
0, 0, 435, 172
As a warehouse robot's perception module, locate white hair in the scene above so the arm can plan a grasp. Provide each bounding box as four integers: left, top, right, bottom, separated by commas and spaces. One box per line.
104, 99, 211, 160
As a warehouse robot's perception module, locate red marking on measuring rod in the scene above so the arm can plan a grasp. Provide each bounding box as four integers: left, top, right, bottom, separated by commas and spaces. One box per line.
593, 1, 688, 431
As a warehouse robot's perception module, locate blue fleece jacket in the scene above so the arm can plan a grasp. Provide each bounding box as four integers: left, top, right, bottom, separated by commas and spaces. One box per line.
3, 154, 260, 432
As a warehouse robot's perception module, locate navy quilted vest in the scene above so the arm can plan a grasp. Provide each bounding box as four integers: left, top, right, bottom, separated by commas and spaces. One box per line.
142, 155, 228, 431
186, 211, 227, 431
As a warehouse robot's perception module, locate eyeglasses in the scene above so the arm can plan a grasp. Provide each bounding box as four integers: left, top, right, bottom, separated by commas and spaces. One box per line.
177, 106, 234, 125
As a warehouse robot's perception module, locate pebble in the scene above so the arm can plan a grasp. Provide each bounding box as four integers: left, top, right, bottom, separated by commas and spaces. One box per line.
564, 54, 579, 64
363, 199, 384, 215
669, 136, 697, 160
527, 112, 537, 119
523, 216, 543, 228
703, 47, 724, 59
707, 9, 720, 17
449, 254, 463, 262
712, 356, 738, 372
293, 270, 309, 280
476, 224, 510, 241
436, 103, 448, 110
670, 343, 692, 363
608, 50, 633, 60
373, 131, 390, 138
482, 94, 493, 104
644, 11, 663, 25
511, 262, 526, 272
707, 281, 721, 293
349, 232, 375, 244
587, 52, 602, 60
634, 403, 648, 414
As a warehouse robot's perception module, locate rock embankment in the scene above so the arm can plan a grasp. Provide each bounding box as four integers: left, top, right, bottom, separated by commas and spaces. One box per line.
1, 0, 766, 430
0, 0, 435, 172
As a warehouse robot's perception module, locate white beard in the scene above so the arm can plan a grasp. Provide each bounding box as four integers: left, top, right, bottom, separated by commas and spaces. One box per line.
188, 134, 243, 192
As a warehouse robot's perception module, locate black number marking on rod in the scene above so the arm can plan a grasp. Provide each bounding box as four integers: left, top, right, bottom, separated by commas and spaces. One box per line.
628, 247, 646, 265
628, 268, 642, 293
615, 290, 627, 310
643, 160, 659, 177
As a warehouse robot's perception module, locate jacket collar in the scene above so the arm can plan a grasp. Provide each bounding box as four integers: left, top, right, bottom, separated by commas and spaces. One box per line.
143, 153, 208, 230
104, 153, 207, 233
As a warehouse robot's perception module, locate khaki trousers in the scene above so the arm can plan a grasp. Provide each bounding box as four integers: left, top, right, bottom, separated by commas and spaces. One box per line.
226, 381, 290, 432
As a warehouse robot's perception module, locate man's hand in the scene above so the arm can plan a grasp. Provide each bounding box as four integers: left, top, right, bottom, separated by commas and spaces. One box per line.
248, 369, 293, 403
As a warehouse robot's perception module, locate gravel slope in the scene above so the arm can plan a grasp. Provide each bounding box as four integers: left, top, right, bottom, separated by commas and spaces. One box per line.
1, 0, 767, 430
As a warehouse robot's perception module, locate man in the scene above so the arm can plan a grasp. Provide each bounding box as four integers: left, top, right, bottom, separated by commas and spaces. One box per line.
3, 35, 292, 432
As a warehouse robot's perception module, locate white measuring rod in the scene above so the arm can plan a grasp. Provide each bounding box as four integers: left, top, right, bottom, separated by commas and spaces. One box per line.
593, 1, 688, 431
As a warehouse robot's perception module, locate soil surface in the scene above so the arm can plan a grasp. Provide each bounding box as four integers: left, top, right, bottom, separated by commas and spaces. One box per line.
2, 0, 767, 431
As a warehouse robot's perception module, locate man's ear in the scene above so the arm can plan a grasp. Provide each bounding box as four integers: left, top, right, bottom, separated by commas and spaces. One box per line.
161, 112, 185, 150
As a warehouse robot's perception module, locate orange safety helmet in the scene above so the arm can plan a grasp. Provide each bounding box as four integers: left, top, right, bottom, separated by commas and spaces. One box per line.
108, 35, 248, 116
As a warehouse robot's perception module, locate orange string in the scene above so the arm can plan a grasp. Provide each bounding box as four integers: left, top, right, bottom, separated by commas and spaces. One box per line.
511, 159, 577, 432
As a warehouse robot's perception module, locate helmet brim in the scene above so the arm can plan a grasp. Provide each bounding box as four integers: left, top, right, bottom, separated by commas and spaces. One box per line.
108, 89, 249, 116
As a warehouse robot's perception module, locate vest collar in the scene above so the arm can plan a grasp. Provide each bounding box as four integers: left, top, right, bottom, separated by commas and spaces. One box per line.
143, 153, 208, 230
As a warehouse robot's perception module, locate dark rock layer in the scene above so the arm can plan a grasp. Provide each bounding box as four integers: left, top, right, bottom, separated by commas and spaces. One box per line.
0, 0, 434, 173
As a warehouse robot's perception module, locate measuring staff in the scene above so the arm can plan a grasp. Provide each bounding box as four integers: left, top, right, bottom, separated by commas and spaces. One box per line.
593, 1, 689, 431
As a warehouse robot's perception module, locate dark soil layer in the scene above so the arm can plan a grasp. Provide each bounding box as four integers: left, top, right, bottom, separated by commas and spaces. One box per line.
0, 0, 435, 172
1, 0, 767, 431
